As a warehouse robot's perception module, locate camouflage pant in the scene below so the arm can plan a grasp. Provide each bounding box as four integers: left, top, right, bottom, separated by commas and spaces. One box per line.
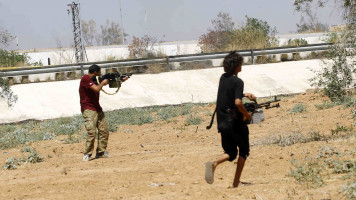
82, 109, 109, 156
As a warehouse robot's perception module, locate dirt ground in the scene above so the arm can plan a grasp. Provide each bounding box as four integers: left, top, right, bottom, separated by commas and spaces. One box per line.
0, 91, 355, 200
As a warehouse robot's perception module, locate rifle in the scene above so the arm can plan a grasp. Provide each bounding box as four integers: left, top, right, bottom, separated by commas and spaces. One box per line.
92, 72, 132, 88
206, 96, 280, 129
91, 72, 133, 95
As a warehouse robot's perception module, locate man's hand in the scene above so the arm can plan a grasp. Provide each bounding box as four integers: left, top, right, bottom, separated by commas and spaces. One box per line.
245, 112, 253, 121
101, 79, 109, 86
244, 93, 256, 101
121, 77, 129, 82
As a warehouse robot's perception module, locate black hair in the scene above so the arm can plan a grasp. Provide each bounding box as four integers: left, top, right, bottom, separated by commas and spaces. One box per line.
88, 64, 101, 74
223, 51, 243, 75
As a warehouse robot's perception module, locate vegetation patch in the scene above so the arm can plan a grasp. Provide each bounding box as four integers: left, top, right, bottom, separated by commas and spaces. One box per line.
258, 131, 327, 147
3, 147, 44, 170
290, 157, 324, 188
290, 145, 355, 194
291, 103, 307, 114
0, 103, 200, 150
314, 101, 336, 110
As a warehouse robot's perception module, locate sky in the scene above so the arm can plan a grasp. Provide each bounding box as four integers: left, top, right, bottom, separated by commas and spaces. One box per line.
0, 0, 344, 50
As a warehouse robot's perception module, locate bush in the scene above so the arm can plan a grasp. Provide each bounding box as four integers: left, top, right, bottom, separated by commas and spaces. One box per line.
157, 104, 193, 121
3, 147, 44, 170
291, 103, 307, 114
128, 35, 158, 58
290, 158, 324, 188
3, 157, 22, 170
199, 13, 277, 53
260, 131, 327, 147
343, 182, 356, 200
314, 101, 336, 110
331, 124, 353, 136
0, 78, 18, 107
287, 38, 308, 46
0, 49, 29, 67
184, 114, 202, 126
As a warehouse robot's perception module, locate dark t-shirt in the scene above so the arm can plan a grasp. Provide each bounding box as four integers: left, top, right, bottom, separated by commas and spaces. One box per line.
79, 75, 102, 113
216, 73, 244, 131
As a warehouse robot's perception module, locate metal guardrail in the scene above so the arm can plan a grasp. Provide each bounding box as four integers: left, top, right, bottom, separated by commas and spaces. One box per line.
0, 43, 332, 77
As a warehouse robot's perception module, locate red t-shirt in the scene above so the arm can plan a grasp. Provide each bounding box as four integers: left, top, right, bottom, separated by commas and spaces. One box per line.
79, 75, 102, 113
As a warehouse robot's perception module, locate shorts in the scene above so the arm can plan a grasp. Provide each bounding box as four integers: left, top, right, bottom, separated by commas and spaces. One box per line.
220, 123, 250, 161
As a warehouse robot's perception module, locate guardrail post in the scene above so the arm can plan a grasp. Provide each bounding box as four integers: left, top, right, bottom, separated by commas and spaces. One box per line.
80, 64, 84, 76
166, 57, 170, 71
251, 50, 255, 65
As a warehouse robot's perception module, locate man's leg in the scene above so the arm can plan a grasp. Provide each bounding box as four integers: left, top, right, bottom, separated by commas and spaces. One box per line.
213, 153, 230, 171
96, 111, 109, 157
232, 156, 246, 187
205, 153, 230, 184
83, 109, 98, 158
231, 124, 249, 187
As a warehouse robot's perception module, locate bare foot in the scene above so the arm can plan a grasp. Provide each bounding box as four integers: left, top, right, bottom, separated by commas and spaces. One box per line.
229, 181, 252, 188
205, 162, 214, 184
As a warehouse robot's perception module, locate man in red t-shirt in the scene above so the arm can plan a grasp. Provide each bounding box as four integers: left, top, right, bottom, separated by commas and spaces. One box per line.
79, 64, 110, 161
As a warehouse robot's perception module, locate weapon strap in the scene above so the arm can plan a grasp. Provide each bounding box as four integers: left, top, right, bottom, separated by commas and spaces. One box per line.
206, 107, 217, 130
96, 76, 121, 95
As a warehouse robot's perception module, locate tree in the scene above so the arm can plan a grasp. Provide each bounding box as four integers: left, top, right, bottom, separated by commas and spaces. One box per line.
199, 13, 277, 53
81, 19, 128, 46
128, 35, 158, 58
0, 27, 15, 49
198, 12, 235, 52
296, 3, 329, 33
99, 20, 127, 46
81, 19, 98, 46
295, 0, 356, 102
0, 27, 18, 107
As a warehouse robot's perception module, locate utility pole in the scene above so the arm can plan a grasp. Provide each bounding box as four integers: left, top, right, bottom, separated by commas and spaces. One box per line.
67, 1, 86, 74
119, 0, 124, 44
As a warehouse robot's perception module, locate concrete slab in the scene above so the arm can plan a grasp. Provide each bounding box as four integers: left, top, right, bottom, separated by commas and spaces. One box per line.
0, 59, 325, 123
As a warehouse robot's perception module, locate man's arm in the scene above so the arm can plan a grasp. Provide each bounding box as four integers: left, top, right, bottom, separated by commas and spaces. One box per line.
90, 79, 109, 93
235, 98, 252, 121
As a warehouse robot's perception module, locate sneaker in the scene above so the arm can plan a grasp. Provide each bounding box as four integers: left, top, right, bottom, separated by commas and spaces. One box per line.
95, 151, 110, 159
82, 154, 91, 162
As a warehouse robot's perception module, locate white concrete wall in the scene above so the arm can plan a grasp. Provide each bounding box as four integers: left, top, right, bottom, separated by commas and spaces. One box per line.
23, 33, 328, 66
0, 59, 326, 124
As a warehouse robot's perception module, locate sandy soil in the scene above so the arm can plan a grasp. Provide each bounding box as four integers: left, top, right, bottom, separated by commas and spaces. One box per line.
0, 91, 355, 200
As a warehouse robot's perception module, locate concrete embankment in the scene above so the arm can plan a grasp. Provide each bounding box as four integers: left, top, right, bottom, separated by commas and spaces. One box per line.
0, 59, 324, 124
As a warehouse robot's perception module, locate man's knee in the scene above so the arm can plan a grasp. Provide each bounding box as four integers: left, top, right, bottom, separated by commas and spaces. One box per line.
228, 150, 238, 161
239, 151, 249, 160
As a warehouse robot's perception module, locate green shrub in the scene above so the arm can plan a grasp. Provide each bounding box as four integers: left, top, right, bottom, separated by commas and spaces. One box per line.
331, 124, 353, 136
291, 103, 306, 114
343, 182, 356, 200
157, 104, 193, 121
316, 146, 339, 158
339, 96, 355, 108
0, 49, 29, 67
3, 157, 22, 170
290, 158, 324, 188
259, 131, 327, 147
184, 115, 202, 126
26, 150, 44, 164
314, 101, 336, 110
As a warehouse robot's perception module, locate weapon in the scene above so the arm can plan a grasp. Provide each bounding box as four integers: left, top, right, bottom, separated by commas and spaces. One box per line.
206, 96, 280, 129
92, 72, 132, 88
243, 96, 280, 124
91, 72, 133, 95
